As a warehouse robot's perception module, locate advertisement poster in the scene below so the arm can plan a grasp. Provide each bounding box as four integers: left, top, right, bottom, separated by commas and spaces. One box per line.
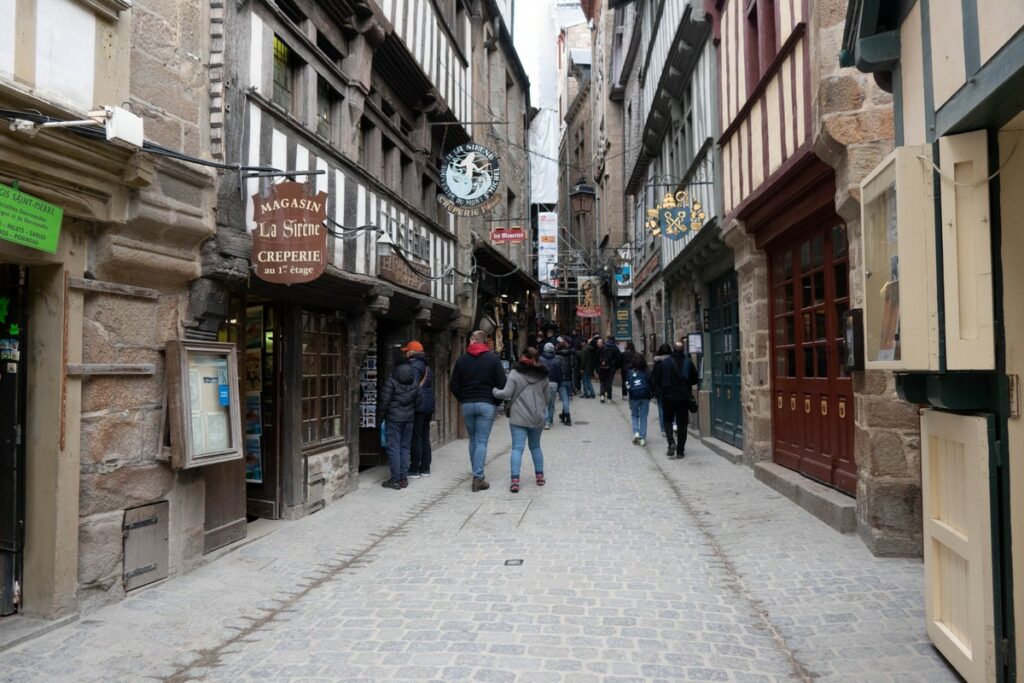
244, 393, 262, 435
244, 349, 262, 393
245, 435, 263, 483
537, 211, 558, 291
359, 351, 378, 428
188, 355, 232, 454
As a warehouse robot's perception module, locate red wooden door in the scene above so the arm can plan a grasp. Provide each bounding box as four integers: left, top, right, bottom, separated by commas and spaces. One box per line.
770, 224, 856, 495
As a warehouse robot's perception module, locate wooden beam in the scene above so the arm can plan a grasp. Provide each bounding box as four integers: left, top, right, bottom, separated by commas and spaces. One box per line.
65, 364, 156, 377
68, 277, 159, 300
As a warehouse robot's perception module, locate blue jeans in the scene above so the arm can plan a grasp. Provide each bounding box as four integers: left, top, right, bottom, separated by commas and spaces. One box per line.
656, 398, 666, 434
581, 372, 595, 397
385, 420, 413, 482
630, 399, 650, 439
558, 381, 572, 415
462, 402, 496, 478
509, 424, 544, 478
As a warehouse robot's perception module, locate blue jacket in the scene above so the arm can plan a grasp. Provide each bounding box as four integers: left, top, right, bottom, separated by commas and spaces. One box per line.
407, 352, 435, 414
539, 350, 562, 382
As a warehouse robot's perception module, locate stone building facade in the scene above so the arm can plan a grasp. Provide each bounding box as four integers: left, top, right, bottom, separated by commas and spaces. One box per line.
0, 0, 217, 617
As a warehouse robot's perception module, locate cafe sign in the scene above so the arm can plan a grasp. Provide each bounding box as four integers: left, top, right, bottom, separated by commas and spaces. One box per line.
0, 184, 63, 253
438, 143, 502, 217
490, 226, 526, 244
646, 191, 706, 240
250, 181, 328, 285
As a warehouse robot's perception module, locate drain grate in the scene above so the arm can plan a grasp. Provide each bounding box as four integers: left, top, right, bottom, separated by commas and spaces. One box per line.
504, 559, 524, 566
573, 421, 590, 425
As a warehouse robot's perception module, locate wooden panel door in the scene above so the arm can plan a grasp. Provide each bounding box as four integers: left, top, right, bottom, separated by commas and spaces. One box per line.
710, 273, 743, 448
920, 410, 996, 682
770, 224, 856, 494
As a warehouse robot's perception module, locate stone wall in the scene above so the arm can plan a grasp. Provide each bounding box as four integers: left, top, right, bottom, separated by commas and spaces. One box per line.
811, 0, 919, 556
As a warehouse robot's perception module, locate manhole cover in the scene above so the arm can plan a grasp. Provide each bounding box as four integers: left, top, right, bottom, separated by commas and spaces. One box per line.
504, 559, 524, 566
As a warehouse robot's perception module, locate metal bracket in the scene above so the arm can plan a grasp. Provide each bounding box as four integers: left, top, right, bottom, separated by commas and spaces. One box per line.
122, 516, 159, 536
1009, 374, 1020, 419
123, 564, 157, 581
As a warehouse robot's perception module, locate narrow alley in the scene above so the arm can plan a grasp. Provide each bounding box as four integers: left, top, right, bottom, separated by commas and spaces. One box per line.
1, 397, 955, 682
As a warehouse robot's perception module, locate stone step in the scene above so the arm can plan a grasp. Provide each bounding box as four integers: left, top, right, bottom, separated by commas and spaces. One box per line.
753, 461, 857, 534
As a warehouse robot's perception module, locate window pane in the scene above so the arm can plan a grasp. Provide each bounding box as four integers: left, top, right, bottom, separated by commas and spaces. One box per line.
273, 36, 292, 109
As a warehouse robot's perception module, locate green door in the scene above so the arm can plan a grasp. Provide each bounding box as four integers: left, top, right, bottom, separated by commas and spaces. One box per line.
710, 273, 742, 448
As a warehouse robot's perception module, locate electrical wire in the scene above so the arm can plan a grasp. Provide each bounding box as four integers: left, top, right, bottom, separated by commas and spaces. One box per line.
917, 134, 1021, 189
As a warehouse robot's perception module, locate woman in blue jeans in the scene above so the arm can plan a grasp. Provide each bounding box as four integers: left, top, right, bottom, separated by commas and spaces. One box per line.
626, 355, 652, 446
492, 347, 552, 492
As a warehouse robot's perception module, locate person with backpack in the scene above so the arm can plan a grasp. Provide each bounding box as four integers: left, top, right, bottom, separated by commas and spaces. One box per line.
619, 341, 638, 398
492, 347, 552, 493
403, 340, 434, 478
579, 336, 598, 398
626, 355, 653, 446
379, 351, 422, 490
651, 341, 699, 458
554, 341, 576, 425
597, 336, 621, 402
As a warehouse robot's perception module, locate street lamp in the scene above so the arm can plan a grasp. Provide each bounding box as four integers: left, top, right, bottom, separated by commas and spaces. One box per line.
375, 231, 396, 258
569, 176, 596, 215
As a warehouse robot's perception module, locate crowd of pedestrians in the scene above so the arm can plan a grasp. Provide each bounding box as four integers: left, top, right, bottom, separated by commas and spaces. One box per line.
378, 328, 701, 493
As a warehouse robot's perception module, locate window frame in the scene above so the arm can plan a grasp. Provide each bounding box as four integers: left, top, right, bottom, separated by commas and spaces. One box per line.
300, 311, 346, 449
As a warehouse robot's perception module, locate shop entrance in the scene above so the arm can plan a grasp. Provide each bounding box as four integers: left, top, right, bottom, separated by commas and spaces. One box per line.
709, 272, 742, 448
0, 265, 26, 615
769, 223, 856, 495
358, 320, 410, 471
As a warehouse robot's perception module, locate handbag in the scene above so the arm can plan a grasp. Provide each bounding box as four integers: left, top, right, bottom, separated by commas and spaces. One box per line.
687, 391, 699, 414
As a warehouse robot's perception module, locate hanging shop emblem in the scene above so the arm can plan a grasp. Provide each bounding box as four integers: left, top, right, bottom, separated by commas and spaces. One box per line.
647, 191, 706, 240
576, 276, 602, 318
250, 181, 328, 285
438, 143, 502, 217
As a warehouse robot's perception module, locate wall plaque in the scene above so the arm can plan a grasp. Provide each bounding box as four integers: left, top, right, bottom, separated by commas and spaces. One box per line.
377, 254, 430, 294
250, 181, 328, 284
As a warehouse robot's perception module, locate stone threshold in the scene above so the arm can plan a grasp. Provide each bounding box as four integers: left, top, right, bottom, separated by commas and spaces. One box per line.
0, 613, 78, 653
698, 434, 744, 464
753, 461, 857, 534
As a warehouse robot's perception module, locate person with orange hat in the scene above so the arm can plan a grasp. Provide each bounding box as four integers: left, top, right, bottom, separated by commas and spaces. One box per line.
403, 340, 434, 478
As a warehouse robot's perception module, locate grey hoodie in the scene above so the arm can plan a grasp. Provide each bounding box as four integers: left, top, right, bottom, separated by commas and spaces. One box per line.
492, 363, 552, 429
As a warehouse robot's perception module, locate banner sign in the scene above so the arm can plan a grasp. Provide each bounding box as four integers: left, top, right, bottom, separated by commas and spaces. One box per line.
537, 212, 558, 288
438, 143, 502, 216
613, 302, 632, 340
647, 191, 706, 240
250, 181, 328, 284
490, 226, 526, 244
0, 184, 63, 253
576, 276, 602, 318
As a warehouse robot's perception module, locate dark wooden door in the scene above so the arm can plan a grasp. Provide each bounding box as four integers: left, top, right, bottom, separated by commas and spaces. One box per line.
770, 224, 856, 495
710, 273, 743, 448
244, 304, 282, 518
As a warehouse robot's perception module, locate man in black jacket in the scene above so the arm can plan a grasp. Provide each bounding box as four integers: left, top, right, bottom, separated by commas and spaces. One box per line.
597, 336, 621, 403
379, 353, 421, 489
450, 330, 507, 491
651, 341, 699, 458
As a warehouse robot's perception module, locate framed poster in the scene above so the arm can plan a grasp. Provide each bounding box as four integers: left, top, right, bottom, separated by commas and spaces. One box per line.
166, 340, 243, 469
687, 332, 704, 355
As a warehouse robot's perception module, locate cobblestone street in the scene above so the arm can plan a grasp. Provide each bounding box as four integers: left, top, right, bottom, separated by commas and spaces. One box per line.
1, 397, 955, 682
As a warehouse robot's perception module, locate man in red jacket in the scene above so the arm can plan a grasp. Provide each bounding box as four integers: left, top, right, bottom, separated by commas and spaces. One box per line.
450, 330, 507, 491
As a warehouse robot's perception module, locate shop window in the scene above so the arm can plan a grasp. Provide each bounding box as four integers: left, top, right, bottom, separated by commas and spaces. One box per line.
316, 77, 334, 141
272, 35, 303, 115
301, 312, 345, 446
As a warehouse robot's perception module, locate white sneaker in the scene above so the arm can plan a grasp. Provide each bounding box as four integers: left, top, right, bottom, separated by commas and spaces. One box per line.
545, 423, 551, 430
639, 438, 646, 446
421, 472, 430, 477
632, 433, 640, 444
600, 396, 605, 403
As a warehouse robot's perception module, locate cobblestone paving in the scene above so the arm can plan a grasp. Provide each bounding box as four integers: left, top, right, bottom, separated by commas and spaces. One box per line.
0, 396, 957, 682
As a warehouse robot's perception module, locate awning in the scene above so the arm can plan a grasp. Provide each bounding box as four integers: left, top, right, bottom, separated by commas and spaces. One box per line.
472, 238, 541, 295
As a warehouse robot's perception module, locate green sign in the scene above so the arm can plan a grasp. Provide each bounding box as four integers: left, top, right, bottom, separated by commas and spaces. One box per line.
614, 303, 632, 340
0, 185, 63, 253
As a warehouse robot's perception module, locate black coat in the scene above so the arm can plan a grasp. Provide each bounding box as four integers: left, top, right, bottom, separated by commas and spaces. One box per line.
651, 351, 698, 401
598, 343, 621, 370
450, 348, 507, 405
380, 360, 421, 423
407, 353, 435, 414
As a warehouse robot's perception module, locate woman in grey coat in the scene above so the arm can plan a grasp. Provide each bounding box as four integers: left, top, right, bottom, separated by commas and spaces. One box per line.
492, 347, 552, 493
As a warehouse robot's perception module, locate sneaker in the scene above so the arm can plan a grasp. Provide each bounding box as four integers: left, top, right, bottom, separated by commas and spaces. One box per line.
639, 438, 646, 446
408, 472, 421, 479
421, 471, 431, 477
472, 477, 490, 492
399, 479, 408, 488
666, 445, 675, 457
600, 396, 605, 403
545, 423, 551, 430
381, 479, 401, 490
632, 433, 640, 444
510, 478, 520, 493
535, 472, 545, 486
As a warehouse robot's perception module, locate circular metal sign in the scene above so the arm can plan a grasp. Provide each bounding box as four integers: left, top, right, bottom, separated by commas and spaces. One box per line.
439, 143, 501, 208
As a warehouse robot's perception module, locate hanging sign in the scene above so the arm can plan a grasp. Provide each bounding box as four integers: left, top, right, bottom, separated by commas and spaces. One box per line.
490, 226, 526, 244
576, 276, 602, 318
250, 181, 328, 285
613, 303, 632, 340
438, 143, 502, 216
647, 191, 706, 240
0, 184, 63, 253
537, 212, 559, 291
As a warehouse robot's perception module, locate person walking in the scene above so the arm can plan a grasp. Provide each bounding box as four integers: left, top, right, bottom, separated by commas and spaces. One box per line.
492, 347, 551, 493
450, 330, 507, 491
651, 343, 672, 436
539, 342, 560, 429
404, 340, 434, 478
626, 355, 653, 446
555, 341, 575, 425
651, 341, 699, 458
619, 341, 638, 398
579, 336, 597, 398
379, 351, 421, 490
597, 336, 621, 402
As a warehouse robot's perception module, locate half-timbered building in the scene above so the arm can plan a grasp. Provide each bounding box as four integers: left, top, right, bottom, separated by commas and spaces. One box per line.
844, 2, 1024, 679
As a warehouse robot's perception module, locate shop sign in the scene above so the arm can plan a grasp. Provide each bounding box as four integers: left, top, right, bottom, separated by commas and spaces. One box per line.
250, 181, 328, 284
0, 184, 63, 253
438, 143, 502, 216
646, 191, 706, 240
577, 276, 602, 318
537, 211, 558, 290
377, 254, 430, 294
490, 226, 526, 244
613, 303, 632, 340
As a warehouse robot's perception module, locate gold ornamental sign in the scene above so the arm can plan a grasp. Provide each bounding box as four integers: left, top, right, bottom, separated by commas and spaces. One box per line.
250, 181, 329, 285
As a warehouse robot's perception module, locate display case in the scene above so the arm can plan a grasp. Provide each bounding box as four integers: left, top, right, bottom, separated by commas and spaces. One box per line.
165, 340, 243, 469
860, 144, 939, 371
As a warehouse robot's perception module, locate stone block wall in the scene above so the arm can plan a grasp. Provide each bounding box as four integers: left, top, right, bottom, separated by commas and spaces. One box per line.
811, 0, 920, 556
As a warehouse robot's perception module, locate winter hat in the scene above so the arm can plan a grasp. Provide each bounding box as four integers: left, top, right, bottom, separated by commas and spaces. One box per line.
544, 342, 555, 353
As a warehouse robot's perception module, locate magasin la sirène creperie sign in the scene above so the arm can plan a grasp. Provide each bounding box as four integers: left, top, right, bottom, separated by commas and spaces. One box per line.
250, 181, 329, 284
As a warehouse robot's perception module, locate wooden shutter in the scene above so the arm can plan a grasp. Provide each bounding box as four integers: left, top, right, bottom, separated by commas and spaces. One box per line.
920, 409, 997, 682
939, 131, 995, 370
